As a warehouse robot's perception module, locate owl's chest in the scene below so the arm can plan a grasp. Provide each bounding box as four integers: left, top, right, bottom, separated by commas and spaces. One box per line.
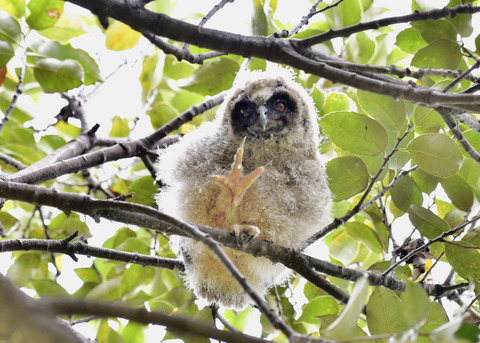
186, 166, 300, 225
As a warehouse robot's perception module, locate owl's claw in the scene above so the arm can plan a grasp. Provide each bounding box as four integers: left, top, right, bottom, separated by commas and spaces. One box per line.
232, 224, 260, 246
213, 141, 264, 209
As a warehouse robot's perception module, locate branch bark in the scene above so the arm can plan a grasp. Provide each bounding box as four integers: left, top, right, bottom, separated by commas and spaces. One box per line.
65, 0, 480, 113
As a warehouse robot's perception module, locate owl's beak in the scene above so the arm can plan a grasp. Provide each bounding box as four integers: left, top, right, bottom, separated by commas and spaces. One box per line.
258, 105, 268, 130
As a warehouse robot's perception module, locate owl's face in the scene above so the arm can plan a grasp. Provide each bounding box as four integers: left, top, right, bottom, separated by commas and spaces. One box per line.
219, 70, 319, 143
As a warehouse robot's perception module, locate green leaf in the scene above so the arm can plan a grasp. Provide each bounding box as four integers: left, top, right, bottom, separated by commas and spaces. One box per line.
181, 57, 239, 96
395, 28, 428, 54
122, 322, 145, 343
357, 90, 406, 131
36, 41, 102, 85
476, 33, 480, 55
0, 211, 18, 231
325, 0, 362, 28
411, 19, 457, 43
455, 323, 480, 343
463, 129, 480, 155
413, 105, 444, 128
320, 111, 388, 156
323, 92, 350, 114
252, 0, 268, 36
347, 31, 375, 64
400, 281, 430, 329
127, 175, 159, 206
120, 265, 155, 296
319, 315, 373, 343
75, 267, 100, 283
32, 279, 69, 298
411, 39, 461, 70
0, 41, 14, 68
310, 85, 325, 116
0, 10, 21, 42
7, 253, 41, 286
324, 277, 369, 340
163, 54, 196, 80
390, 175, 423, 212
328, 229, 360, 265
38, 10, 86, 43
406, 134, 463, 178
0, 0, 26, 17
439, 174, 474, 212
26, 0, 64, 30
408, 205, 450, 239
298, 296, 338, 324
421, 302, 448, 333
411, 168, 439, 194
87, 276, 122, 301
445, 242, 480, 286
49, 212, 91, 239
224, 307, 254, 332
449, 11, 473, 38
326, 156, 369, 201
345, 222, 383, 253
33, 58, 83, 92
463, 227, 480, 246
105, 20, 142, 51
116, 238, 150, 255
110, 116, 130, 137
367, 286, 408, 341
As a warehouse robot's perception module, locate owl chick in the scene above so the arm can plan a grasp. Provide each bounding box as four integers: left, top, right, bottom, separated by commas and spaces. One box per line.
156, 68, 331, 310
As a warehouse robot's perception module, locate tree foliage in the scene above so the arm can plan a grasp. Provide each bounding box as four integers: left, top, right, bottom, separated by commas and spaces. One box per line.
1, 0, 480, 342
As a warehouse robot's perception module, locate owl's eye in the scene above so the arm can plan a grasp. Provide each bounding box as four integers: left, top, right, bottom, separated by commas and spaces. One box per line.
273, 100, 286, 112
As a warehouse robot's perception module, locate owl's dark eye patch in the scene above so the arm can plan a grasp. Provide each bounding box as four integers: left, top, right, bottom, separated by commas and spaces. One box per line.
233, 99, 256, 119
231, 98, 257, 135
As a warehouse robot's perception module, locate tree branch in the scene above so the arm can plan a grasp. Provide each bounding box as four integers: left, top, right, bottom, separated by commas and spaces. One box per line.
0, 179, 458, 300
0, 152, 27, 171
6, 92, 224, 185
0, 232, 184, 271
0, 273, 91, 343
43, 298, 272, 343
304, 166, 418, 245
298, 4, 480, 47
65, 0, 480, 113
0, 33, 27, 133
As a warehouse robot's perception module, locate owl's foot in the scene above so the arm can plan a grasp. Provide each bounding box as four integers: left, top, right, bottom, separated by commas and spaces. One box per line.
213, 139, 264, 209
232, 224, 261, 246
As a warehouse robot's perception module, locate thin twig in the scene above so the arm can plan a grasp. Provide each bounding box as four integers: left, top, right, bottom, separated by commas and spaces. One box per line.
436, 107, 480, 164
382, 213, 480, 276
298, 4, 480, 47
144, 32, 225, 64
353, 126, 413, 212
0, 152, 27, 171
0, 34, 27, 133
183, 0, 235, 51
442, 61, 480, 93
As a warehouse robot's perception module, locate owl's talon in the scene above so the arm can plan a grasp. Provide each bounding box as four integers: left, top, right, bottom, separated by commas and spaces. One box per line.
213, 142, 264, 209
232, 224, 260, 246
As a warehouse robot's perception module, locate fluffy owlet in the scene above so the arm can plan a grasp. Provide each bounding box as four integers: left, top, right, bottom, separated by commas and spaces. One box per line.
156, 68, 332, 310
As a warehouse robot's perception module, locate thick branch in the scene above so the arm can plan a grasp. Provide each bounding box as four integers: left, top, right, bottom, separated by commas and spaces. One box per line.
0, 179, 456, 300
43, 298, 270, 343
65, 0, 480, 113
6, 92, 225, 185
0, 273, 91, 343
